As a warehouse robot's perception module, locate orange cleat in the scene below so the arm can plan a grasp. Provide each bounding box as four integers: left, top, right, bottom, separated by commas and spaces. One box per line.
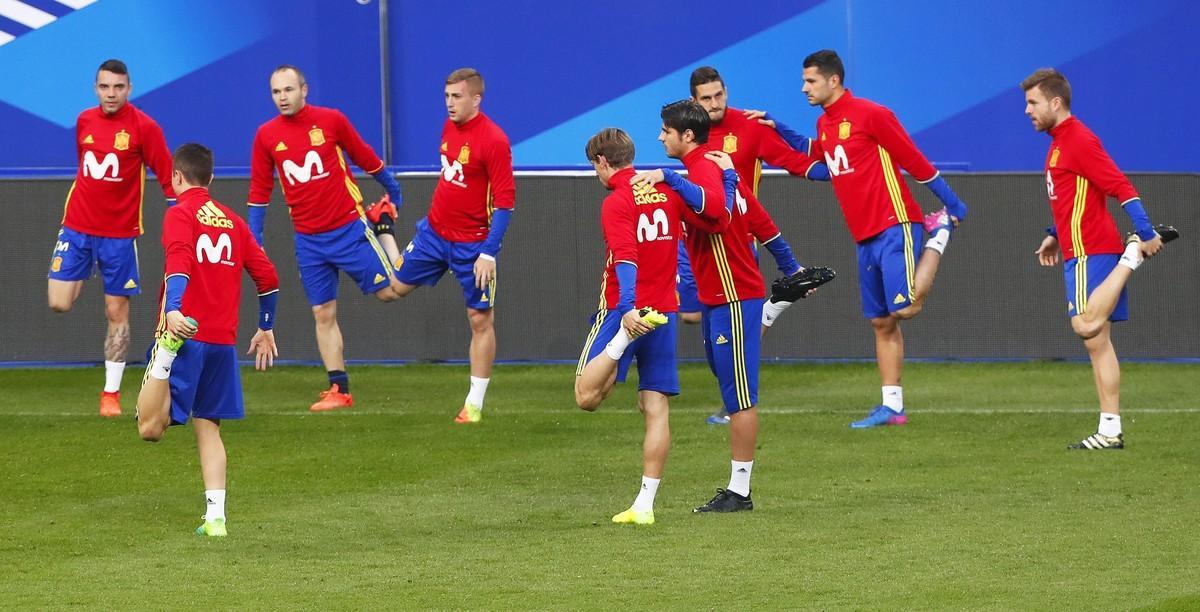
364, 194, 398, 225
99, 391, 122, 417
310, 385, 353, 412
454, 403, 482, 424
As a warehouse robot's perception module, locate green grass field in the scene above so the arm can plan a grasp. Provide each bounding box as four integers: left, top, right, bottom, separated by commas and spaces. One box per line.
2, 362, 1198, 610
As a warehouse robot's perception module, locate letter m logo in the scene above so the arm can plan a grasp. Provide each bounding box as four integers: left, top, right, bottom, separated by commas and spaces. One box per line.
637, 209, 670, 243
196, 233, 233, 264
82, 151, 119, 179
823, 144, 851, 177
281, 150, 326, 185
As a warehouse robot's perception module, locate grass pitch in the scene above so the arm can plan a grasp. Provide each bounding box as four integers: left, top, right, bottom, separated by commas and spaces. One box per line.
2, 361, 1198, 610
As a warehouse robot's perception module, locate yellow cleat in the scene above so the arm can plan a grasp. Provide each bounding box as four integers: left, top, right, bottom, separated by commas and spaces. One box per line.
195, 517, 227, 537
611, 507, 655, 525
455, 403, 482, 424
637, 307, 668, 329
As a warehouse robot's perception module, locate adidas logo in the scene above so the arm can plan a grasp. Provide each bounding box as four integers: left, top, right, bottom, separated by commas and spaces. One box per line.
480, 293, 489, 303
124, 279, 137, 289
893, 293, 907, 305
196, 201, 234, 228
274, 141, 288, 152
373, 273, 385, 284
83, 134, 94, 144
715, 334, 728, 345
1066, 301, 1074, 312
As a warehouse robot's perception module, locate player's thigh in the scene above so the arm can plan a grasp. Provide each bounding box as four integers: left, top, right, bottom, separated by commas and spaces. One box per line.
1064, 254, 1128, 322
876, 223, 919, 314
576, 309, 634, 381
632, 313, 680, 396
326, 219, 394, 297
166, 342, 205, 426
395, 218, 452, 288
47, 227, 97, 284
449, 241, 494, 310
191, 343, 245, 421
703, 301, 760, 414
293, 229, 345, 306
95, 236, 141, 296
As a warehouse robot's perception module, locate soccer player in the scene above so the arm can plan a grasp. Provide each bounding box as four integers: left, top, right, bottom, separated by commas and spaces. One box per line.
574, 127, 686, 525
364, 68, 516, 424
800, 49, 970, 428
47, 59, 175, 417
1022, 68, 1176, 450
247, 65, 404, 412
136, 143, 279, 537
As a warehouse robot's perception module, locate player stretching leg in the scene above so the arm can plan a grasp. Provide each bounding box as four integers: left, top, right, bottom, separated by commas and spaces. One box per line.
47, 59, 176, 417
137, 144, 279, 536
1022, 68, 1178, 450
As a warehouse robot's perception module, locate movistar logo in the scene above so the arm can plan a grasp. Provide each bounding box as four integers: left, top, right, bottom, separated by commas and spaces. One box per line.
82, 151, 120, 181
281, 150, 329, 185
196, 233, 233, 265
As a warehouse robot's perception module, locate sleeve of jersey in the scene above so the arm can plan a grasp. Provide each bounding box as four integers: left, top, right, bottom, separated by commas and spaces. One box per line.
689, 162, 731, 225
485, 135, 516, 210
161, 210, 195, 279
1075, 134, 1139, 203
758, 123, 822, 178
742, 190, 781, 242
871, 108, 937, 182
247, 129, 276, 205
601, 195, 638, 268
335, 110, 385, 174
142, 118, 177, 199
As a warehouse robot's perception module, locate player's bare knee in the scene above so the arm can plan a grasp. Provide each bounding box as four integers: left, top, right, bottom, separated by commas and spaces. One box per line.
870, 316, 897, 333
138, 420, 165, 442
48, 297, 73, 313
574, 386, 601, 411
893, 302, 922, 320
680, 312, 701, 325
1071, 316, 1102, 340
467, 309, 493, 334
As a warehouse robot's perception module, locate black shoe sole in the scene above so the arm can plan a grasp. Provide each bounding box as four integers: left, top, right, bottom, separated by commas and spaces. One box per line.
771, 266, 836, 302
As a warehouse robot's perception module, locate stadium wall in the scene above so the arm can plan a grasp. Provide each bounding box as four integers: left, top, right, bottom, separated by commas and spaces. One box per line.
5, 174, 1197, 364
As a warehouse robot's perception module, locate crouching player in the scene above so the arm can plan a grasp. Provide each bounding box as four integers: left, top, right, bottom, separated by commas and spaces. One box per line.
137, 143, 280, 537
574, 128, 703, 525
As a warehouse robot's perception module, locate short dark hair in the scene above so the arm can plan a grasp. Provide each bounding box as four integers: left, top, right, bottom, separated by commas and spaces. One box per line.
173, 143, 214, 186
272, 64, 307, 84
96, 59, 128, 81
585, 128, 635, 168
803, 49, 845, 83
660, 99, 710, 144
447, 67, 485, 96
1021, 67, 1072, 110
689, 66, 724, 97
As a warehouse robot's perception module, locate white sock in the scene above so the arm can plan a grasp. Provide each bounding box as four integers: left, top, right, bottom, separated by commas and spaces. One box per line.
1118, 241, 1143, 271
466, 376, 489, 409
149, 349, 178, 380
924, 228, 950, 255
632, 476, 660, 512
103, 360, 125, 393
605, 327, 632, 360
1098, 413, 1122, 437
882, 385, 904, 412
205, 489, 226, 521
762, 299, 791, 327
728, 460, 753, 497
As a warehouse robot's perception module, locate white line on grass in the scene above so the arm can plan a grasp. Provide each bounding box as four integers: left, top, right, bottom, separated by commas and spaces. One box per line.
4, 407, 1200, 417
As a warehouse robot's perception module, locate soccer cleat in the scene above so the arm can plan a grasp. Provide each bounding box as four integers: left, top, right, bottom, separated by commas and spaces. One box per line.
770, 266, 836, 303
195, 517, 227, 537
850, 405, 908, 429
156, 317, 197, 355
693, 488, 753, 513
1068, 432, 1124, 450
455, 403, 482, 424
364, 194, 398, 229
1127, 223, 1179, 245
705, 412, 730, 425
638, 307, 668, 329
99, 391, 122, 417
310, 385, 353, 412
922, 207, 955, 234
612, 507, 655, 525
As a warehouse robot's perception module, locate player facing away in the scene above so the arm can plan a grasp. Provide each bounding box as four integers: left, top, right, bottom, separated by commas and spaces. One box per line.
47, 59, 176, 417
136, 143, 280, 537
1022, 68, 1178, 450
247, 65, 404, 412
800, 50, 969, 428
574, 128, 689, 525
687, 65, 837, 425
364, 68, 516, 424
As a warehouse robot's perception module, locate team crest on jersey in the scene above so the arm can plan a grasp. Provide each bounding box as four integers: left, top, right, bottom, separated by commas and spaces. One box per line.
114, 129, 130, 151
1050, 148, 1061, 168
309, 127, 325, 147
275, 141, 288, 152
51, 256, 62, 272
723, 133, 738, 154
83, 134, 94, 145
440, 141, 448, 152
457, 144, 470, 164
838, 121, 852, 140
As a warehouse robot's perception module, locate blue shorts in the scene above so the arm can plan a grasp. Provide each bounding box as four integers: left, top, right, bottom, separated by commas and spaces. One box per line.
396, 217, 494, 310
47, 227, 140, 295
701, 299, 762, 413
146, 340, 244, 425
856, 223, 922, 319
1064, 254, 1128, 322
294, 218, 393, 306
576, 309, 679, 395
676, 242, 702, 313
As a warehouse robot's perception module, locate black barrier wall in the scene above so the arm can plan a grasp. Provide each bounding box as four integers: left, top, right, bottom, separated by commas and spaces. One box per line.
3, 174, 1197, 363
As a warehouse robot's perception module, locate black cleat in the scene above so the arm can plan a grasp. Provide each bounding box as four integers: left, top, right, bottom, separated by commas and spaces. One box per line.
770, 266, 836, 303
693, 488, 754, 513
1127, 224, 1179, 244
1068, 432, 1124, 450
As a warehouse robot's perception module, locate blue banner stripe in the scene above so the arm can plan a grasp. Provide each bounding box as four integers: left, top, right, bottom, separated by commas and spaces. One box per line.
19, 0, 75, 18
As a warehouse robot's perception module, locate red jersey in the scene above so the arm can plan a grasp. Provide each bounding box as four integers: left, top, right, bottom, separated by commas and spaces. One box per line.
711, 107, 822, 194
597, 167, 684, 313
809, 90, 936, 242
679, 146, 766, 305
61, 103, 174, 238
160, 187, 279, 346
1044, 116, 1135, 260
248, 104, 385, 234
428, 112, 516, 242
